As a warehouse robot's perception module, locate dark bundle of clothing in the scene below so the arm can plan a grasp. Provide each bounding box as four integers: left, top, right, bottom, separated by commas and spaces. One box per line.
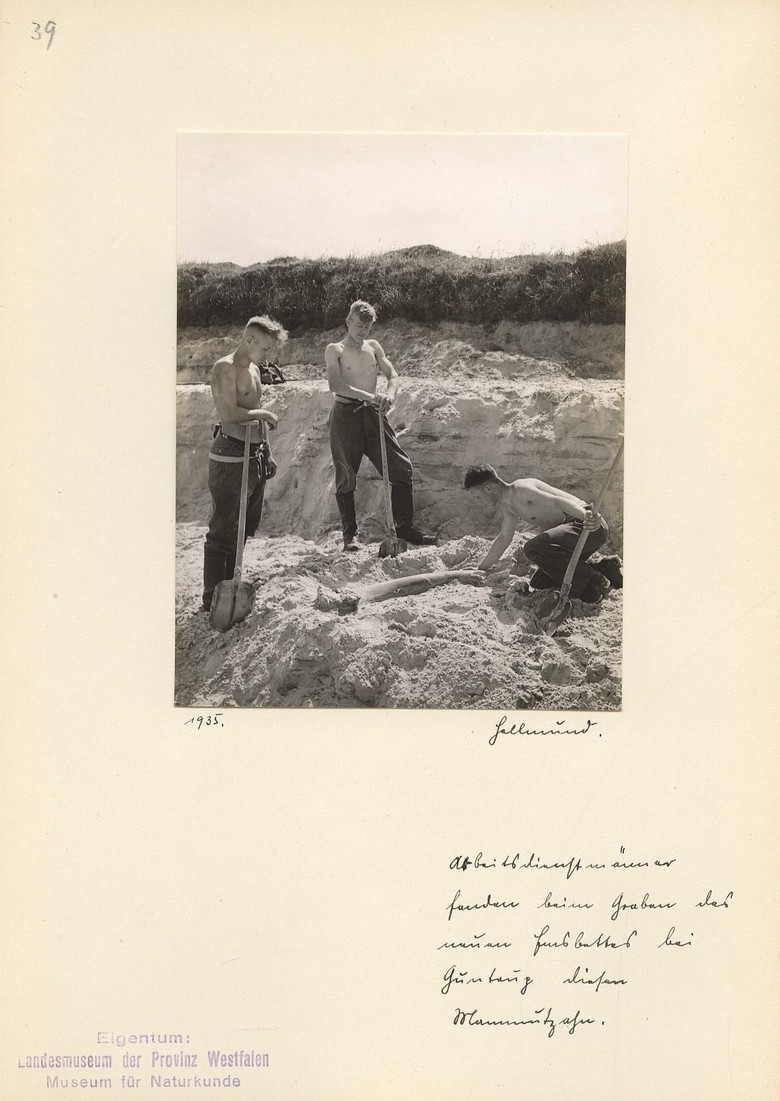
260, 361, 287, 385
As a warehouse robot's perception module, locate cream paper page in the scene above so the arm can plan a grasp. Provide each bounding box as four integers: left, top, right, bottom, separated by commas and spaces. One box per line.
1, 2, 778, 1099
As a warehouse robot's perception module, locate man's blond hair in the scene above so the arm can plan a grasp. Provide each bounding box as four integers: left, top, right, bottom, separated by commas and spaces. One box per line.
245, 314, 289, 344
347, 300, 377, 322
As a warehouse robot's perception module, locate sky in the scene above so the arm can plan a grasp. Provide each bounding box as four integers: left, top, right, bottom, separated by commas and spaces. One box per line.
177, 133, 627, 265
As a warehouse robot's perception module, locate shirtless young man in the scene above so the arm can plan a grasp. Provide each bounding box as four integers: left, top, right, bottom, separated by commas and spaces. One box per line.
201, 315, 287, 611
326, 300, 434, 551
463, 464, 623, 603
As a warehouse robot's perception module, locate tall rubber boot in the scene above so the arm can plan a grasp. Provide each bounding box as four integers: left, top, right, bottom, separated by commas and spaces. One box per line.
202, 544, 229, 611
391, 484, 436, 546
335, 491, 359, 551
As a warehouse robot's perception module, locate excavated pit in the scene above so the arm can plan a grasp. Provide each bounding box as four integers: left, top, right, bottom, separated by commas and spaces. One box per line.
175, 323, 623, 710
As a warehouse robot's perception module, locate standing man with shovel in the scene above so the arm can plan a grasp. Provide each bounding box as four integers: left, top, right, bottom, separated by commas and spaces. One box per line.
202, 315, 288, 621
325, 300, 435, 553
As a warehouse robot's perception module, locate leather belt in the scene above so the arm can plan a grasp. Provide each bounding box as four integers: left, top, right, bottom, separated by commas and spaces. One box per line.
334, 395, 369, 407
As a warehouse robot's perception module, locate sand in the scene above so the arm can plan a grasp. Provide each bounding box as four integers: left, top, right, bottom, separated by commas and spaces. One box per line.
175, 322, 623, 710
175, 530, 622, 710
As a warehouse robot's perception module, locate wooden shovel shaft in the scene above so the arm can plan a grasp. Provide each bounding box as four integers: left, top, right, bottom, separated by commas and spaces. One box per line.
232, 422, 257, 582
558, 438, 625, 600
557, 528, 589, 603
346, 385, 400, 552
377, 406, 396, 536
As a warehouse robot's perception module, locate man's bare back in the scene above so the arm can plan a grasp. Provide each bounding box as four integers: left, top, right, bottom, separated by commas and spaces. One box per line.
501, 478, 588, 531
464, 466, 597, 571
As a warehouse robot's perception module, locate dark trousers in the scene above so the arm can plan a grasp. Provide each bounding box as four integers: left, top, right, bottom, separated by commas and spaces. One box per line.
523, 519, 608, 597
202, 432, 266, 608
329, 401, 413, 493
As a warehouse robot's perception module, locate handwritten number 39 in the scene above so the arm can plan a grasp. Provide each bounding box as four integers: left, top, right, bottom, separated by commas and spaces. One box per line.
31, 21, 57, 49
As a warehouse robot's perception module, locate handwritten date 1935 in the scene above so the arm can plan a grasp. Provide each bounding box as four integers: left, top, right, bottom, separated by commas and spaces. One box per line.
183, 713, 225, 730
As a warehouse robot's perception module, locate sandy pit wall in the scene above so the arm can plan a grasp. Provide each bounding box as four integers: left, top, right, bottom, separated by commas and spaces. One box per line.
177, 320, 625, 383
177, 375, 624, 553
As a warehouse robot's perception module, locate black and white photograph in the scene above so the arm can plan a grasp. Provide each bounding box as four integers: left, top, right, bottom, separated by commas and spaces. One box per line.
4, 3, 778, 1099
176, 133, 627, 709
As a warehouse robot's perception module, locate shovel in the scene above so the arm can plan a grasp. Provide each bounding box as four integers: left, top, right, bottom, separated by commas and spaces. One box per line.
210, 421, 258, 632
377, 402, 407, 558
348, 385, 407, 558
537, 437, 625, 636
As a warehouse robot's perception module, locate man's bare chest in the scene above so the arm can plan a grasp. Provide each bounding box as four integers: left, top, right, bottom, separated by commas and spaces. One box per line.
338, 344, 377, 375
235, 364, 263, 405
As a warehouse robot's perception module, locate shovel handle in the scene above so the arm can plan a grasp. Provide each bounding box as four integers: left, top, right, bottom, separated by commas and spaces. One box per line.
348, 384, 395, 417
346, 386, 399, 540
590, 436, 625, 515
559, 438, 625, 598
377, 404, 396, 534
348, 385, 398, 424
232, 424, 256, 581
347, 387, 396, 531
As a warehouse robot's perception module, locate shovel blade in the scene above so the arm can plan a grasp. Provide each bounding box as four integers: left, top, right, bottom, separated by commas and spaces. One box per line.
539, 597, 572, 636
210, 579, 255, 632
536, 591, 559, 619
378, 536, 408, 559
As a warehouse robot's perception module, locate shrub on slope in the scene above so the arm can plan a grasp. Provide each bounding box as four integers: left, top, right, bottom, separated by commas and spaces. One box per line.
177, 241, 625, 330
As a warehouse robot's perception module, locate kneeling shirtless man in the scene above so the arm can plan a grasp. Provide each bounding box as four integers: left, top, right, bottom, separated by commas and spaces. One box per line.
326, 300, 434, 551
463, 464, 622, 602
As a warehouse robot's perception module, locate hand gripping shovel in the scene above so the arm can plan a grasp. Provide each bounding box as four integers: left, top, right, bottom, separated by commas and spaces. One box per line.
210, 422, 258, 632
537, 437, 625, 636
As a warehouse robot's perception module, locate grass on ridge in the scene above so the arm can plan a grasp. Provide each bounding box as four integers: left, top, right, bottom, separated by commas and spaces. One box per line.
178, 241, 626, 331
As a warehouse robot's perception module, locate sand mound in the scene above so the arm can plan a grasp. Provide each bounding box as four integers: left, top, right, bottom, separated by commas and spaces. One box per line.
175, 529, 622, 710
